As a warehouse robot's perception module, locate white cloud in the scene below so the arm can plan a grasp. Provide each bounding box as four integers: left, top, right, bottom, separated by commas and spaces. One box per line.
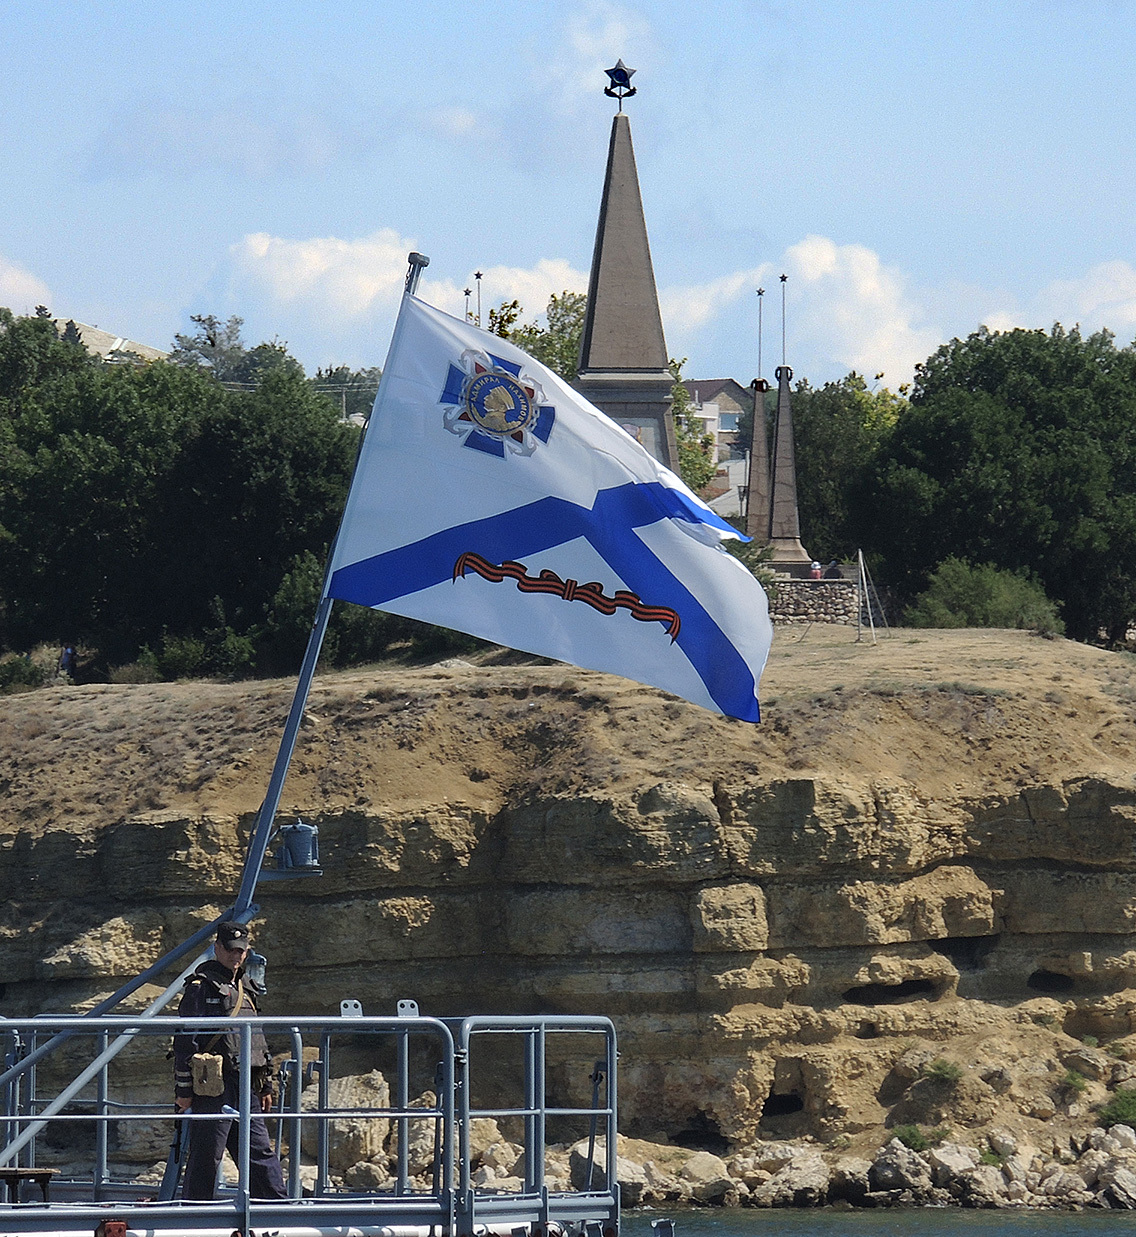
783, 235, 942, 383
230, 230, 414, 317
464, 259, 589, 319
0, 254, 52, 314
659, 237, 941, 384
987, 259, 1136, 339
660, 267, 767, 332
423, 106, 489, 141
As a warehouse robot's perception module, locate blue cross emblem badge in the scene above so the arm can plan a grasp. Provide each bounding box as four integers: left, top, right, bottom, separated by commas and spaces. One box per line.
440, 349, 556, 458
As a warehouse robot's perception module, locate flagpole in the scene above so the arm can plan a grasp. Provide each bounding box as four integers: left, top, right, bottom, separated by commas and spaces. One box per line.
232, 253, 429, 915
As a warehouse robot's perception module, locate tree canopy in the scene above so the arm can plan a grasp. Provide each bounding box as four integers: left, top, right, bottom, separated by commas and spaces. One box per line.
0, 309, 363, 670
862, 325, 1136, 640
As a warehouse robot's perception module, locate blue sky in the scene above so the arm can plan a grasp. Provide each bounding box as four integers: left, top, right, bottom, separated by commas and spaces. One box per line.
3, 0, 1136, 388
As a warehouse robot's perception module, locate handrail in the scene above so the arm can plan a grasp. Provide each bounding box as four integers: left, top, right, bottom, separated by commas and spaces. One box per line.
0, 1010, 619, 1237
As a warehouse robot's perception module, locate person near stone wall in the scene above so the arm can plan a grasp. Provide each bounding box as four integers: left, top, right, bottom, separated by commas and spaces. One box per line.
173, 921, 286, 1200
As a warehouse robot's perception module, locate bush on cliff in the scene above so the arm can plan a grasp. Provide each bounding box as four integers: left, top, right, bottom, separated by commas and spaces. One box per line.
1098, 1088, 1136, 1127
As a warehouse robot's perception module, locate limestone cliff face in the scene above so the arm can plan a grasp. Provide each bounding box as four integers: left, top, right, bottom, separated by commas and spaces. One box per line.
4, 628, 1136, 1153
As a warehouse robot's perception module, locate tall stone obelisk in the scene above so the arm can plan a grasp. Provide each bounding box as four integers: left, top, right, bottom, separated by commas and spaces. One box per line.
575, 62, 678, 470
745, 378, 772, 540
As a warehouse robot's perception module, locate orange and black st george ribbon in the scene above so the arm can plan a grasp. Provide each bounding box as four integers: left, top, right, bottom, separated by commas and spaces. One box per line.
453, 551, 681, 640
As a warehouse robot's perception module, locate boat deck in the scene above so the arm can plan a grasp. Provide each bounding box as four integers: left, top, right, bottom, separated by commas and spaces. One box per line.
1, 1009, 620, 1237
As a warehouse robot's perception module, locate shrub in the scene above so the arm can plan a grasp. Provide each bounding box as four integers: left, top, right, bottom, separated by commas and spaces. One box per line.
1083, 1035, 1100, 1048
906, 557, 1064, 635
892, 1124, 929, 1151
922, 1058, 964, 1087
0, 654, 47, 694
979, 1149, 1003, 1166
1098, 1088, 1136, 1127
157, 634, 207, 679
892, 1124, 950, 1151
1062, 1069, 1087, 1093
108, 647, 162, 684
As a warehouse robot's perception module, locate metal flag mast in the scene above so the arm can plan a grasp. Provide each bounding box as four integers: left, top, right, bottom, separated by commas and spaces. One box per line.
232, 252, 430, 917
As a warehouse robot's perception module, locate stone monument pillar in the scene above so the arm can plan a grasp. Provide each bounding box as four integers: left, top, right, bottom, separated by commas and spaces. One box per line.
745, 378, 772, 540
767, 363, 812, 572
575, 97, 678, 470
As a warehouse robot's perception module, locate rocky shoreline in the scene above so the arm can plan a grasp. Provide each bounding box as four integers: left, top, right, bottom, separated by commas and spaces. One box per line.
603, 1123, 1136, 1210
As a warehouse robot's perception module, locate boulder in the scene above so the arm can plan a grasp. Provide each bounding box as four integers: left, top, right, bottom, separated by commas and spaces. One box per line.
344, 1160, 393, 1190
750, 1152, 829, 1207
1100, 1164, 1136, 1208
927, 1141, 980, 1188
302, 1070, 390, 1171
679, 1149, 731, 1184
467, 1117, 504, 1162
479, 1140, 523, 1172
870, 1138, 932, 1194
386, 1089, 438, 1175
959, 1164, 1009, 1208
829, 1155, 871, 1203
987, 1126, 1018, 1159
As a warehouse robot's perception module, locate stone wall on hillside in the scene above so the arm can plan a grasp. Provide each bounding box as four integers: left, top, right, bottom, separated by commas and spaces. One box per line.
5, 771, 1136, 1152
769, 580, 858, 625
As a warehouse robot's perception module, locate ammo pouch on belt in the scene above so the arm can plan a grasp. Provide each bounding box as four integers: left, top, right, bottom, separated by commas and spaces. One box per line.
190, 977, 244, 1096
190, 1052, 225, 1097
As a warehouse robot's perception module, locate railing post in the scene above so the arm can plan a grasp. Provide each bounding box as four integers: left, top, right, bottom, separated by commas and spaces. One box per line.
316, 1033, 330, 1195
94, 1030, 108, 1200
396, 1026, 409, 1193
239, 1022, 252, 1233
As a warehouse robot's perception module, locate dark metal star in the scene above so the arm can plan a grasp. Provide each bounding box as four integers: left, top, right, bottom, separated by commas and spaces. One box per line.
604, 59, 637, 109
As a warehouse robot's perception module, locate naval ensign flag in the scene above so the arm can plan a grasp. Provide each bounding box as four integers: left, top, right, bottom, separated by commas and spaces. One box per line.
327, 294, 773, 721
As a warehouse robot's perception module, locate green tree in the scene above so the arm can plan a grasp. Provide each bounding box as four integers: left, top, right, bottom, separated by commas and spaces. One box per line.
489, 292, 587, 382
792, 372, 907, 562
0, 312, 357, 663
311, 365, 383, 422
170, 314, 249, 381
863, 325, 1136, 641
669, 358, 716, 493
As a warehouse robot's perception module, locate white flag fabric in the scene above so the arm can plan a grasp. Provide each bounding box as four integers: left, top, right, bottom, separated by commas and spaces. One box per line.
327, 295, 772, 721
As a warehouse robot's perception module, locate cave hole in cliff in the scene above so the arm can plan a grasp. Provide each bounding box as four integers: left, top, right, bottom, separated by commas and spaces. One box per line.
761, 1091, 805, 1118
842, 978, 939, 1005
855, 1020, 879, 1039
931, 934, 1000, 970
1027, 969, 1076, 995
670, 1113, 730, 1154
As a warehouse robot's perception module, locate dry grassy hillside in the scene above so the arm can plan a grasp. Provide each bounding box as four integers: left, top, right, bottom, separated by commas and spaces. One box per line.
3, 626, 1136, 835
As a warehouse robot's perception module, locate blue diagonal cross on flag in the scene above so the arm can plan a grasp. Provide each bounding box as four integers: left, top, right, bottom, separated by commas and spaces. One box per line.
327, 295, 772, 722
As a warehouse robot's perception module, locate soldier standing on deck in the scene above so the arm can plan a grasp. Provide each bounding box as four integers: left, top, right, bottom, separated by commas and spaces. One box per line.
173, 921, 287, 1200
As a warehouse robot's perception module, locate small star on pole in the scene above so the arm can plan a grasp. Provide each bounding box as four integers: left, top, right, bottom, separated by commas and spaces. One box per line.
604, 59, 637, 110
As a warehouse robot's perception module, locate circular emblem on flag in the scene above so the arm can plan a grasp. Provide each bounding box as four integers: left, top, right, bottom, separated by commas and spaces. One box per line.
440, 348, 556, 459
465, 371, 532, 436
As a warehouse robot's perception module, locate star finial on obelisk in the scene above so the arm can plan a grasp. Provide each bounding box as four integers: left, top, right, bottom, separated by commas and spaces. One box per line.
604, 59, 637, 111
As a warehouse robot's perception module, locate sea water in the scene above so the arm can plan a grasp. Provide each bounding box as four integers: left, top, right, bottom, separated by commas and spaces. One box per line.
623, 1210, 1134, 1237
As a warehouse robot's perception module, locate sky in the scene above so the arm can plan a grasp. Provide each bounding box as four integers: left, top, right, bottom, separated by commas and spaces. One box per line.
4, 0, 1136, 389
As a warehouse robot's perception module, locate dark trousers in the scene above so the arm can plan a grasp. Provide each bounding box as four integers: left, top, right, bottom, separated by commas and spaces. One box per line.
182, 1075, 286, 1200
